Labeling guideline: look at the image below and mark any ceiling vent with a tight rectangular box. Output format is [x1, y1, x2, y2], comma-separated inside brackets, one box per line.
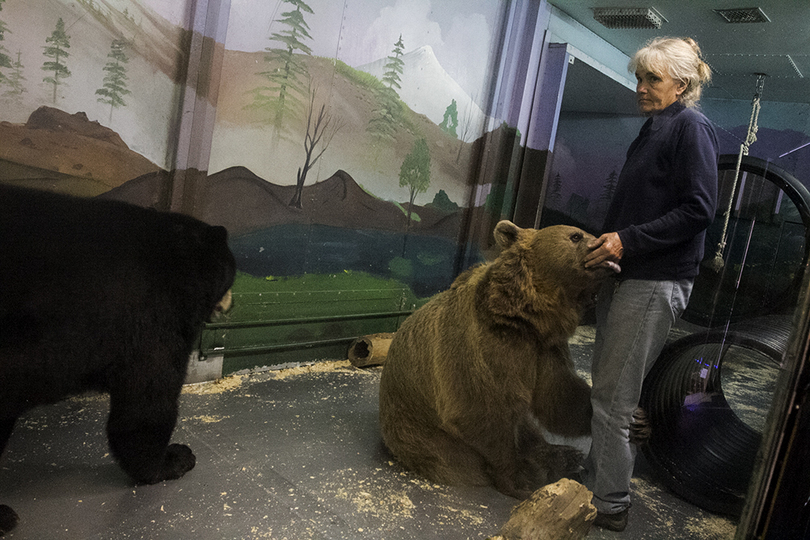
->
[713, 7, 770, 24]
[592, 7, 667, 29]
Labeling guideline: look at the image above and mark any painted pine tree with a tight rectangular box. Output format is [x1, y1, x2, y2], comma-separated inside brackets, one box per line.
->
[95, 40, 130, 123]
[42, 17, 71, 105]
[248, 0, 313, 131]
[0, 0, 13, 83]
[367, 35, 405, 140]
[594, 169, 619, 226]
[439, 99, 459, 138]
[600, 170, 618, 205]
[366, 87, 401, 141]
[381, 35, 405, 91]
[2, 50, 26, 103]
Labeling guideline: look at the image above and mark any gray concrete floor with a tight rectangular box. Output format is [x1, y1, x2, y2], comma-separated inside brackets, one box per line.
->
[0, 327, 739, 539]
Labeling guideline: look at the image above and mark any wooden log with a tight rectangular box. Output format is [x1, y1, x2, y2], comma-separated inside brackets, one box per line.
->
[489, 479, 596, 540]
[347, 332, 395, 367]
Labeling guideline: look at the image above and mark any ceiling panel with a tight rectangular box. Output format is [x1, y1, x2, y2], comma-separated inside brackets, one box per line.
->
[548, 0, 810, 106]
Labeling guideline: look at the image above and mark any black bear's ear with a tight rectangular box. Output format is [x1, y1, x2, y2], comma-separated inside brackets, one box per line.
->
[494, 220, 521, 249]
[207, 225, 229, 244]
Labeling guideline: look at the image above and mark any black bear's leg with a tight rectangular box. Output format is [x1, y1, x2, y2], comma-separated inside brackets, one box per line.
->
[0, 417, 15, 458]
[106, 373, 195, 485]
[0, 418, 20, 535]
[0, 504, 18, 536]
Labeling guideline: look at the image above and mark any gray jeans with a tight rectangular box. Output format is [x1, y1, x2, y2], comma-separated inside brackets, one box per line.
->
[582, 277, 693, 514]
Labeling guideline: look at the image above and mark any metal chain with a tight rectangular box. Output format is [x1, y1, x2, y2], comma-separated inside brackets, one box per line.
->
[710, 74, 767, 272]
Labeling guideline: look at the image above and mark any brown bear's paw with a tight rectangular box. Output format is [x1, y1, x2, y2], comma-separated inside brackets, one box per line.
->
[548, 444, 585, 480]
[629, 407, 651, 446]
[0, 504, 19, 536]
[519, 444, 584, 490]
[492, 476, 534, 500]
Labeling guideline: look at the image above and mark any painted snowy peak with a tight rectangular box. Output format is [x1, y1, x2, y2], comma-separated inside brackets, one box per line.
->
[355, 45, 487, 141]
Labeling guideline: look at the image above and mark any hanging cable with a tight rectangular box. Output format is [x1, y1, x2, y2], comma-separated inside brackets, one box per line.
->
[710, 73, 767, 272]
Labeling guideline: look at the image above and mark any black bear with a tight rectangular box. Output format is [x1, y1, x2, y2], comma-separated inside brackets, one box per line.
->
[0, 185, 236, 535]
[379, 221, 619, 499]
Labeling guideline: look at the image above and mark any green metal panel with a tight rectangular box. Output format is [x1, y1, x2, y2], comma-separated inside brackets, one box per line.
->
[199, 271, 425, 374]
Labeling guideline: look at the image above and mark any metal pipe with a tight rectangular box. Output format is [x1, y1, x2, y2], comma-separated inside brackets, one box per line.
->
[201, 336, 358, 357]
[204, 309, 414, 330]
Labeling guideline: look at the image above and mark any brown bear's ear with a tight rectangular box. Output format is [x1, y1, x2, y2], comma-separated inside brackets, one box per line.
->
[486, 249, 543, 319]
[494, 220, 521, 249]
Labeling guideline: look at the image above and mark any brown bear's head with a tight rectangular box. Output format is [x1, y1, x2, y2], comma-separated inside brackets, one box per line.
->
[488, 221, 619, 322]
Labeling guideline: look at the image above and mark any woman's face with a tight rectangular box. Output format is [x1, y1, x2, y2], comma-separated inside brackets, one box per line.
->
[635, 68, 686, 115]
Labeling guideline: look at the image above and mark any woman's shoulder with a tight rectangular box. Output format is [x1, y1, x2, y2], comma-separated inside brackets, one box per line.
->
[673, 105, 718, 150]
[675, 104, 712, 126]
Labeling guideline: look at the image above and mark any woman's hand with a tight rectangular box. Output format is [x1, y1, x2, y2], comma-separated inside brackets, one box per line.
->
[585, 232, 624, 269]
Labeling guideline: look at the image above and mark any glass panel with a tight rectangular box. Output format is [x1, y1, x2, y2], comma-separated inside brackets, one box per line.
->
[545, 53, 810, 528]
[721, 345, 781, 433]
[686, 165, 807, 326]
[640, 324, 787, 517]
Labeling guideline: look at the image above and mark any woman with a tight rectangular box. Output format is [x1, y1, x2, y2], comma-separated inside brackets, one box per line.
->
[581, 37, 718, 532]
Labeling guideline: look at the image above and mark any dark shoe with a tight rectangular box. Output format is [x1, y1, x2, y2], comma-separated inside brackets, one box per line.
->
[593, 508, 629, 532]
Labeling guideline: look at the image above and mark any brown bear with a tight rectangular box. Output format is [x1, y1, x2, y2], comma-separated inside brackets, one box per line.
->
[378, 221, 619, 499]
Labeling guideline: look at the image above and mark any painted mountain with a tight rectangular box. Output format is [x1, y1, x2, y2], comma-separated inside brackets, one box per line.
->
[3, 0, 496, 209]
[99, 163, 474, 297]
[0, 107, 161, 196]
[355, 45, 488, 142]
[1, 0, 188, 168]
[0, 0, 497, 296]
[102, 165, 464, 239]
[208, 52, 482, 208]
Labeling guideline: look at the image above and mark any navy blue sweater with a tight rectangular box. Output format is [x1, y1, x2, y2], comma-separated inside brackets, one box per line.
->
[604, 101, 719, 280]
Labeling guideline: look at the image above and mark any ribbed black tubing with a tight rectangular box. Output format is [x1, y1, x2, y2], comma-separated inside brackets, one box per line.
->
[640, 316, 791, 516]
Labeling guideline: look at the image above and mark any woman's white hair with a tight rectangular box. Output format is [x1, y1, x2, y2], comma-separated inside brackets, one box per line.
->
[629, 37, 712, 108]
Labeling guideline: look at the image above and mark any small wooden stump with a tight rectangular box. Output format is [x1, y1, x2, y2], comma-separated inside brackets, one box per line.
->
[347, 332, 395, 367]
[489, 479, 596, 540]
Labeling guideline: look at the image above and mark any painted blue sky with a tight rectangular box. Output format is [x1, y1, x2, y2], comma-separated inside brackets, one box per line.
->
[143, 0, 502, 103]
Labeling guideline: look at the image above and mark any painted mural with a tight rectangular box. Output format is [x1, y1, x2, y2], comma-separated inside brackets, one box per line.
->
[196, 0, 515, 370]
[0, 0, 188, 189]
[0, 0, 509, 265]
[0, 0, 515, 369]
[201, 0, 510, 303]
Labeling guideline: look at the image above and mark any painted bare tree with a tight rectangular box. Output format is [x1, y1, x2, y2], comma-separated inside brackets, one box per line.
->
[288, 88, 344, 208]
